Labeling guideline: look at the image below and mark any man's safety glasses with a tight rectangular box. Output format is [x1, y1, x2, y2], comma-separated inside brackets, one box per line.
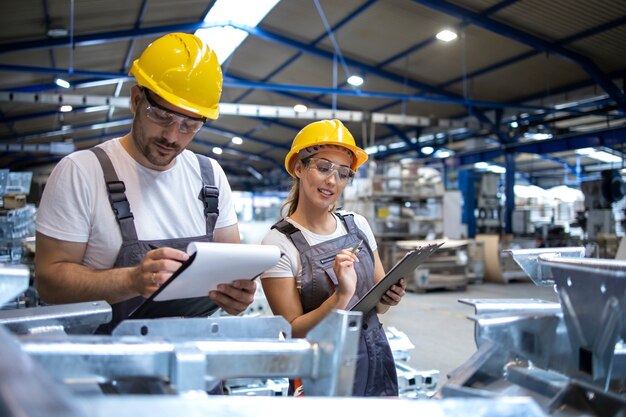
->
[306, 157, 355, 184]
[142, 88, 206, 134]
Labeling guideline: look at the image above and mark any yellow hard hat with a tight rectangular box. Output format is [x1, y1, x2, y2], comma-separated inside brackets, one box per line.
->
[129, 33, 222, 120]
[285, 119, 368, 177]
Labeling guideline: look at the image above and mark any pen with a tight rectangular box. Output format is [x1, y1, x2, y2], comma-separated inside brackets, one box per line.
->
[351, 239, 364, 254]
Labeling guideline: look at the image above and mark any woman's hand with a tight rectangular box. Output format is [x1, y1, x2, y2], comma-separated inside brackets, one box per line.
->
[379, 278, 407, 306]
[333, 248, 359, 301]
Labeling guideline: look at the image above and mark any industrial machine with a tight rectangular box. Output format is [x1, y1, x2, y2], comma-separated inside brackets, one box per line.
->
[4, 254, 626, 416]
[440, 247, 626, 416]
[0, 263, 544, 417]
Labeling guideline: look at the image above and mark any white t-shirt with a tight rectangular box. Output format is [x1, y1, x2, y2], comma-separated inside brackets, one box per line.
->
[260, 211, 377, 285]
[36, 138, 237, 269]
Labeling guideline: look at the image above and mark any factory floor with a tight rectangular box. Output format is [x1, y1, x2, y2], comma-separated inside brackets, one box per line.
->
[378, 278, 560, 390]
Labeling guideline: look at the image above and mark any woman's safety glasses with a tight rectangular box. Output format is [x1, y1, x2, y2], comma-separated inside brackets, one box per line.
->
[306, 157, 355, 184]
[142, 88, 206, 134]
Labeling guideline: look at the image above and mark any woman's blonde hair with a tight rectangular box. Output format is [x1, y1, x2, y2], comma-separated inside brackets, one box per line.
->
[280, 159, 337, 218]
[280, 178, 300, 218]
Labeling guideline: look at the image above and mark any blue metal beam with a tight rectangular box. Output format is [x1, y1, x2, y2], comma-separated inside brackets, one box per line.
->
[448, 125, 626, 167]
[411, 0, 626, 112]
[0, 64, 556, 112]
[231, 23, 469, 101]
[385, 125, 422, 154]
[0, 113, 288, 159]
[0, 64, 130, 80]
[520, 154, 578, 176]
[385, 21, 626, 135]
[222, 77, 550, 111]
[1, 105, 107, 123]
[9, 147, 265, 186]
[232, 0, 377, 104]
[458, 169, 477, 237]
[0, 7, 480, 114]
[0, 19, 499, 129]
[439, 15, 626, 90]
[374, 3, 625, 117]
[504, 153, 515, 233]
[378, 0, 520, 68]
[0, 22, 224, 54]
[5, 122, 281, 170]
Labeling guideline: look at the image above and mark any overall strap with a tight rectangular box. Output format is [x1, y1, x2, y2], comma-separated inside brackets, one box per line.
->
[335, 211, 374, 258]
[90, 147, 138, 242]
[271, 219, 310, 253]
[335, 211, 358, 234]
[195, 154, 219, 236]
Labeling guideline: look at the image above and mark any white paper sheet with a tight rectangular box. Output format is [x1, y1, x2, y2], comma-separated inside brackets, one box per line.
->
[154, 242, 281, 301]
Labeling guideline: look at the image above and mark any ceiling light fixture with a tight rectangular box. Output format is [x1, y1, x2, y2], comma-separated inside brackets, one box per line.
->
[364, 145, 378, 155]
[195, 0, 281, 64]
[576, 148, 622, 163]
[433, 148, 453, 158]
[293, 104, 308, 113]
[523, 132, 552, 140]
[54, 78, 71, 89]
[421, 146, 434, 155]
[212, 147, 223, 155]
[488, 165, 506, 174]
[59, 105, 73, 112]
[436, 29, 458, 42]
[347, 75, 364, 87]
[47, 27, 69, 38]
[231, 136, 243, 145]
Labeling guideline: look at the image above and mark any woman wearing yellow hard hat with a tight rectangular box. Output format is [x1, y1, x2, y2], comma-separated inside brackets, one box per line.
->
[260, 119, 406, 397]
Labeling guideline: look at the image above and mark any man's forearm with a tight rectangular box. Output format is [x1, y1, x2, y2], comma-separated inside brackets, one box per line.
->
[36, 262, 139, 305]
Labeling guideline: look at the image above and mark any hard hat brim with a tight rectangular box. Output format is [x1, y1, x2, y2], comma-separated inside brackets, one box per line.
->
[285, 142, 368, 177]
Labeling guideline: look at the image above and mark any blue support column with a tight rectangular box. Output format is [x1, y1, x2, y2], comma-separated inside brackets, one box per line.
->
[459, 169, 476, 238]
[504, 153, 516, 234]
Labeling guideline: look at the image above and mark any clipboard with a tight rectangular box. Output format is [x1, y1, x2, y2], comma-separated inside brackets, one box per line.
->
[350, 242, 444, 314]
[127, 242, 282, 321]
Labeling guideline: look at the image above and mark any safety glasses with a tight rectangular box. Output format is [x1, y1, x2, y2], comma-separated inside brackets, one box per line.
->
[142, 88, 206, 134]
[306, 157, 355, 184]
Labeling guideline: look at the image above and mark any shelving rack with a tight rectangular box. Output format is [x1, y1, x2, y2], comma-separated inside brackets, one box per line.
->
[343, 162, 445, 271]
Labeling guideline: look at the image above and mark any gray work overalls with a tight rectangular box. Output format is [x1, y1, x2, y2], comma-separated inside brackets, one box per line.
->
[273, 213, 398, 396]
[90, 147, 219, 334]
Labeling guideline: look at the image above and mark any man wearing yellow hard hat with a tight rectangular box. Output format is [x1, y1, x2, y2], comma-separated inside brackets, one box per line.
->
[35, 33, 256, 334]
[260, 119, 407, 396]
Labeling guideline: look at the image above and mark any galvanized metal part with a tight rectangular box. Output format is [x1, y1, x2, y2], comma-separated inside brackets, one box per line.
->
[19, 311, 361, 396]
[442, 251, 626, 416]
[74, 396, 548, 417]
[0, 264, 29, 307]
[0, 325, 88, 417]
[538, 255, 626, 388]
[113, 315, 291, 339]
[0, 301, 112, 335]
[503, 247, 586, 286]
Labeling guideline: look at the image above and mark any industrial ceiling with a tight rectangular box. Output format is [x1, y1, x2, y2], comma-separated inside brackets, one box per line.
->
[1, 0, 625, 191]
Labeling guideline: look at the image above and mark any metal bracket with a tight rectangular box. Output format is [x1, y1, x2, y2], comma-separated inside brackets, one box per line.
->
[0, 264, 29, 307]
[0, 301, 112, 335]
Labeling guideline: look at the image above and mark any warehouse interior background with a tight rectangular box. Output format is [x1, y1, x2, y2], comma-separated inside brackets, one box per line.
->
[1, 0, 626, 414]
